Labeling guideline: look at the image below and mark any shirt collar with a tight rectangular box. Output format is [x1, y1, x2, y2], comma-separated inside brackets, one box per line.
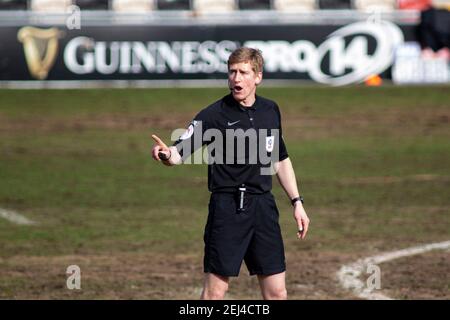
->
[228, 94, 257, 112]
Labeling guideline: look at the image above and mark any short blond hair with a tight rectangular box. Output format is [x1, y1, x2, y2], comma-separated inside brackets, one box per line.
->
[228, 47, 264, 74]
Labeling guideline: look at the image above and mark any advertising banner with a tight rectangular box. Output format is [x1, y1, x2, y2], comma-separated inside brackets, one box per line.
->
[0, 22, 422, 85]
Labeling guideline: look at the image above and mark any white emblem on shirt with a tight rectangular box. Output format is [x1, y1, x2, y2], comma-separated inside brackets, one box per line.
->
[179, 123, 194, 140]
[266, 136, 275, 152]
[227, 120, 240, 126]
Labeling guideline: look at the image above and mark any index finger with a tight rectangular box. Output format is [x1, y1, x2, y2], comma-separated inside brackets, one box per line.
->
[151, 134, 168, 148]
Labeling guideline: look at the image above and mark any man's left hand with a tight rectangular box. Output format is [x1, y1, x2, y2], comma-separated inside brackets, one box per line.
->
[293, 203, 309, 240]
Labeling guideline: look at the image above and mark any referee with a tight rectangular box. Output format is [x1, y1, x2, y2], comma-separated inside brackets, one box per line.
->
[151, 47, 310, 300]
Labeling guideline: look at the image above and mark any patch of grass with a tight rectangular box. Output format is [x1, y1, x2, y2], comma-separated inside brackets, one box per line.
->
[0, 86, 449, 298]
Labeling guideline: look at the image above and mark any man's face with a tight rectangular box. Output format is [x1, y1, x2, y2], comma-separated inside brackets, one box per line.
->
[228, 61, 262, 106]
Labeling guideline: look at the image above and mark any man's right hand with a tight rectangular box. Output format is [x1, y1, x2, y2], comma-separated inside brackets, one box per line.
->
[151, 134, 171, 164]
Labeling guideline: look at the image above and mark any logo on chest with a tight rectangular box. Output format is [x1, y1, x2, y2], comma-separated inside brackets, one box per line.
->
[227, 120, 240, 126]
[266, 136, 275, 152]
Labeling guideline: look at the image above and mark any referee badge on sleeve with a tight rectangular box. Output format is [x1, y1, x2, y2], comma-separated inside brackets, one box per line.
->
[265, 136, 275, 152]
[180, 123, 194, 140]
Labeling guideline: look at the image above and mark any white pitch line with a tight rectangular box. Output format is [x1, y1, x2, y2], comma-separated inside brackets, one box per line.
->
[0, 208, 36, 225]
[337, 240, 450, 300]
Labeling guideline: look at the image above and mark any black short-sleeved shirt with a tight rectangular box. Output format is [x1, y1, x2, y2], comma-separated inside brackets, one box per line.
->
[173, 94, 289, 194]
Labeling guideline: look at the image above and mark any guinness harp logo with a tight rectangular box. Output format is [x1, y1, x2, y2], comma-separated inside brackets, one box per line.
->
[17, 27, 62, 80]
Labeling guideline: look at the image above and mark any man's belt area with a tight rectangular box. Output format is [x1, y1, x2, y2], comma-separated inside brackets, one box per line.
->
[212, 184, 269, 213]
[238, 184, 246, 212]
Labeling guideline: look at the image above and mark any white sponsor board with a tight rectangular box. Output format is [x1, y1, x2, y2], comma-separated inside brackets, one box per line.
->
[392, 42, 450, 84]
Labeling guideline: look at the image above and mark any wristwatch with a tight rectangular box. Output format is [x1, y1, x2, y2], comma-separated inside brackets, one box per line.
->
[291, 196, 304, 206]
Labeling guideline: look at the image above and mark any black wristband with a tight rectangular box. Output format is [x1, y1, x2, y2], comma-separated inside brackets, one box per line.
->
[291, 196, 304, 206]
[158, 149, 171, 161]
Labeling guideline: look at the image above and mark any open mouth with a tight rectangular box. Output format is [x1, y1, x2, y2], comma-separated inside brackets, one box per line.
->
[233, 85, 243, 93]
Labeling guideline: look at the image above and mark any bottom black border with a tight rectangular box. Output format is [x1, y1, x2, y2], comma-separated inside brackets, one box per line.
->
[1, 300, 447, 319]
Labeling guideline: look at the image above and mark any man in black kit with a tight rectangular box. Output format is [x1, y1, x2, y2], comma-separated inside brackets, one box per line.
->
[152, 47, 310, 300]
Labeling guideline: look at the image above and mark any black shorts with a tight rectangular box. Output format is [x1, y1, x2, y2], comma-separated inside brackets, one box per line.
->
[203, 192, 286, 277]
